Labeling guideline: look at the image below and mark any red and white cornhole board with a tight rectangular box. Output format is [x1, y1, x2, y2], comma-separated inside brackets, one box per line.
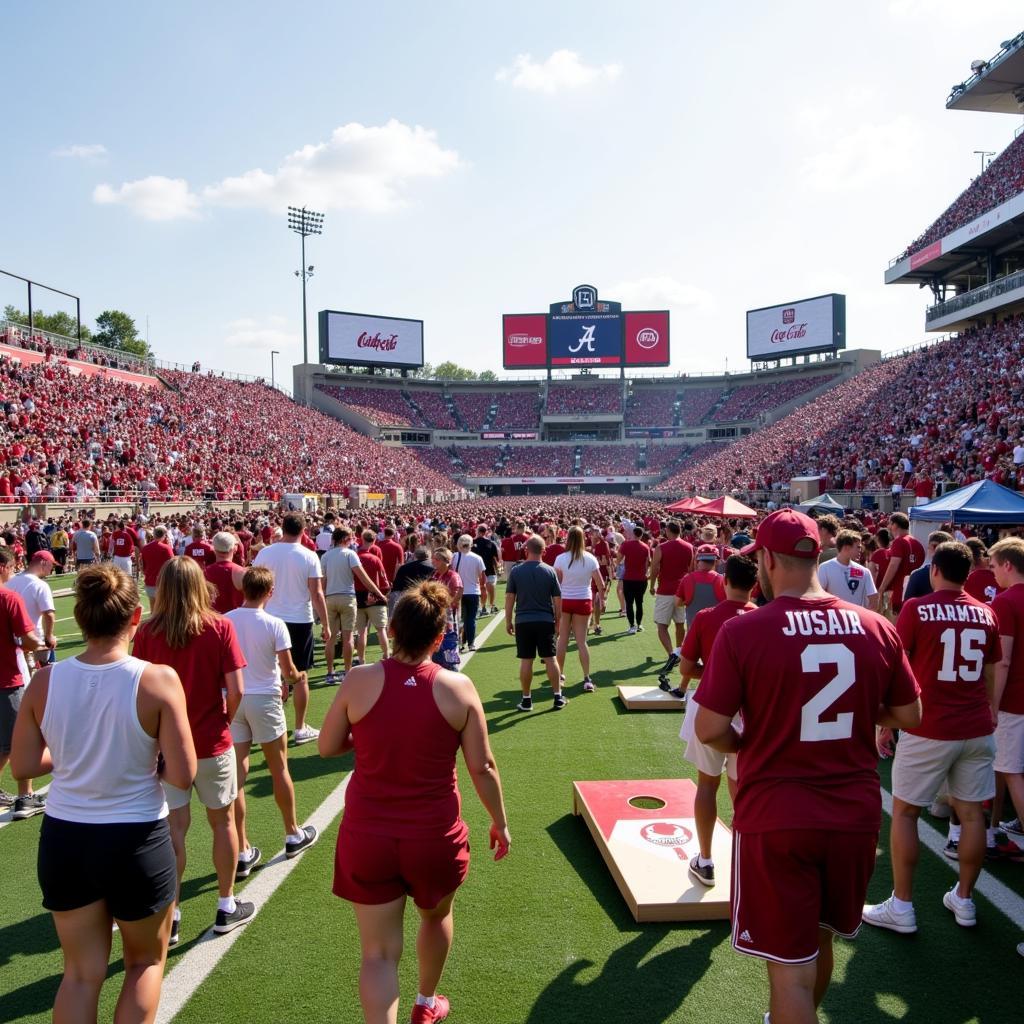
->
[616, 685, 686, 710]
[572, 778, 732, 922]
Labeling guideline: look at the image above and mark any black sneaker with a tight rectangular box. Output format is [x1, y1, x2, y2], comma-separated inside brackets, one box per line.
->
[943, 838, 959, 861]
[213, 899, 255, 934]
[1000, 817, 1024, 837]
[236, 846, 262, 879]
[664, 652, 681, 672]
[553, 693, 568, 710]
[670, 687, 687, 701]
[593, 626, 602, 636]
[169, 916, 181, 947]
[658, 676, 673, 692]
[515, 698, 533, 712]
[688, 855, 715, 887]
[0, 788, 15, 808]
[11, 793, 46, 820]
[285, 825, 319, 859]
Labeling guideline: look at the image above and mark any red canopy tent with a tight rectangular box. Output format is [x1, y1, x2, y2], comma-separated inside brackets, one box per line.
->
[691, 495, 758, 519]
[665, 496, 710, 512]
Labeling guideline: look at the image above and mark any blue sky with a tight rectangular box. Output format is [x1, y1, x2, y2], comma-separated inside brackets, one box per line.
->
[3, 0, 1022, 379]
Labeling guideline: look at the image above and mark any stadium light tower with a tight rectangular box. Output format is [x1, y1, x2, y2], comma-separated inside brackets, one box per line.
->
[271, 349, 280, 390]
[287, 206, 324, 364]
[974, 149, 995, 174]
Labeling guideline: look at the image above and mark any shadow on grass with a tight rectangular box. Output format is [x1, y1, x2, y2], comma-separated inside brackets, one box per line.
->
[0, 911, 60, 967]
[0, 971, 63, 1021]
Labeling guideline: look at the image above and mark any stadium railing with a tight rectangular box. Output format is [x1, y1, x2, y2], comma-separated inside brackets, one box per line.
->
[926, 268, 1024, 323]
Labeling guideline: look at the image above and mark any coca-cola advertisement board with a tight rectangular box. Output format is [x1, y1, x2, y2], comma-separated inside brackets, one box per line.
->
[745, 293, 845, 360]
[319, 310, 424, 369]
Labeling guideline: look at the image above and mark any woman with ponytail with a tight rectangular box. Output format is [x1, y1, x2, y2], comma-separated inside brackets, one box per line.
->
[320, 579, 510, 1024]
[553, 525, 605, 692]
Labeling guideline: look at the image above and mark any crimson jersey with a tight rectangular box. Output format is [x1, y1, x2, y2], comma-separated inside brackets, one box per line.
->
[964, 567, 1001, 604]
[541, 542, 565, 567]
[992, 583, 1024, 714]
[509, 532, 530, 561]
[681, 599, 755, 666]
[896, 591, 1000, 740]
[109, 529, 135, 558]
[619, 539, 651, 581]
[695, 594, 919, 834]
[887, 535, 925, 606]
[184, 541, 216, 566]
[655, 538, 694, 596]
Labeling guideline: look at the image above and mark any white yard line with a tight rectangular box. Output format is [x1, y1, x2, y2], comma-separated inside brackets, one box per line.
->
[155, 608, 507, 1023]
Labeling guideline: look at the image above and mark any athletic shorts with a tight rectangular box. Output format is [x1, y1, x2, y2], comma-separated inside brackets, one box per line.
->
[231, 694, 287, 745]
[653, 594, 686, 626]
[485, 574, 497, 587]
[326, 594, 357, 635]
[515, 620, 556, 660]
[285, 621, 315, 671]
[892, 732, 995, 806]
[356, 605, 388, 635]
[163, 751, 237, 810]
[561, 599, 593, 617]
[0, 686, 23, 755]
[38, 815, 176, 920]
[334, 820, 470, 909]
[994, 711, 1024, 774]
[731, 828, 877, 964]
[113, 555, 133, 574]
[680, 699, 737, 780]
[144, 585, 157, 603]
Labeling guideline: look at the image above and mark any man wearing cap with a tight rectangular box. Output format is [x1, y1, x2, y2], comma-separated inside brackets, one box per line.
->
[7, 551, 57, 673]
[694, 509, 922, 1024]
[675, 545, 726, 629]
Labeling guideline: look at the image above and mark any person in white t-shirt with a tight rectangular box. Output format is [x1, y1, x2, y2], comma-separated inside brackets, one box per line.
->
[1014, 440, 1024, 468]
[226, 566, 318, 877]
[817, 530, 879, 610]
[7, 551, 58, 673]
[553, 526, 605, 692]
[453, 535, 487, 652]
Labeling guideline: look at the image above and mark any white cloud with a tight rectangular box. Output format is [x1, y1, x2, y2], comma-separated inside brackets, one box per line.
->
[92, 120, 459, 221]
[608, 275, 714, 314]
[223, 316, 299, 352]
[54, 143, 107, 159]
[799, 116, 921, 193]
[93, 176, 201, 221]
[496, 50, 622, 94]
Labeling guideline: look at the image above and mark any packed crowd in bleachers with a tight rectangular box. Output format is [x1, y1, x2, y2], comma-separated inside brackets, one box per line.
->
[497, 444, 576, 477]
[407, 389, 457, 430]
[665, 316, 1024, 497]
[676, 386, 728, 427]
[492, 389, 541, 428]
[711, 373, 840, 422]
[899, 131, 1024, 259]
[315, 384, 413, 427]
[579, 444, 641, 476]
[546, 382, 622, 415]
[1, 323, 155, 375]
[624, 386, 678, 427]
[450, 391, 493, 430]
[644, 443, 693, 475]
[451, 446, 503, 474]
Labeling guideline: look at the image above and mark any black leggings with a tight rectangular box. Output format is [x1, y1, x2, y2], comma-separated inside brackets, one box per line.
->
[622, 580, 647, 627]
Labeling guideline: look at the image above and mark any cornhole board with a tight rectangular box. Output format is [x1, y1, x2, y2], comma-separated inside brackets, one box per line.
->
[616, 685, 686, 710]
[572, 778, 732, 922]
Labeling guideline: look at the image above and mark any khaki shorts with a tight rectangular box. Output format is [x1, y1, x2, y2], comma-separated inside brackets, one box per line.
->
[994, 711, 1024, 774]
[679, 698, 737, 780]
[326, 594, 357, 635]
[163, 751, 237, 810]
[892, 732, 995, 807]
[231, 693, 287, 746]
[653, 594, 686, 626]
[357, 604, 388, 634]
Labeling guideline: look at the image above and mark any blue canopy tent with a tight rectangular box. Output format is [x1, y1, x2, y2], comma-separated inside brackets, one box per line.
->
[909, 480, 1024, 525]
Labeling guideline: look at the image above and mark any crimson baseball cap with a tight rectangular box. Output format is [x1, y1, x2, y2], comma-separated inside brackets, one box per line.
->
[30, 551, 56, 564]
[740, 509, 821, 560]
[695, 544, 718, 561]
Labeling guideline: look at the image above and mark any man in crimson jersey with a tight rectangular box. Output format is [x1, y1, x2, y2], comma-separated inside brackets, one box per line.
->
[650, 520, 694, 663]
[695, 509, 921, 1024]
[184, 525, 216, 567]
[108, 520, 137, 576]
[140, 525, 175, 602]
[877, 513, 925, 616]
[865, 543, 1002, 936]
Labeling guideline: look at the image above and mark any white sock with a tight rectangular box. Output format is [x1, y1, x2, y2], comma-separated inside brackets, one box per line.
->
[948, 824, 961, 842]
[217, 896, 236, 914]
[986, 827, 996, 847]
[239, 846, 256, 862]
[697, 855, 714, 868]
[891, 895, 913, 914]
[173, 907, 181, 923]
[415, 994, 436, 1008]
[286, 829, 305, 844]
[672, 647, 681, 657]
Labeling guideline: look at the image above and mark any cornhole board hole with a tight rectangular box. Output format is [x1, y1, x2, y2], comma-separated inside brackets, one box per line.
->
[572, 778, 732, 922]
[616, 685, 686, 710]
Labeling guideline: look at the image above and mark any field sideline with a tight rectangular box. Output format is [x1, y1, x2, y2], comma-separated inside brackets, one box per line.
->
[1, 584, 1021, 1024]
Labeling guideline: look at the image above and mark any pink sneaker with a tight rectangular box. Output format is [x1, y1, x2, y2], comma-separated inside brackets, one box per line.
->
[410, 995, 450, 1023]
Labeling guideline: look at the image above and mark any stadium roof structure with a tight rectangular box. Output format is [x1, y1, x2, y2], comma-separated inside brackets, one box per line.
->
[909, 479, 1024, 525]
[947, 32, 1024, 113]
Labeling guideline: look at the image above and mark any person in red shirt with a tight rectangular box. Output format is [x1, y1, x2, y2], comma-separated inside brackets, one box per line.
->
[540, 526, 565, 567]
[674, 554, 758, 887]
[319, 580, 510, 1024]
[133, 556, 250, 942]
[184, 526, 216, 567]
[989, 538, 1024, 848]
[587, 526, 612, 636]
[618, 527, 651, 634]
[868, 528, 892, 612]
[379, 526, 405, 584]
[963, 538, 1001, 604]
[503, 522, 530, 571]
[866, 542, 1002, 937]
[674, 546, 726, 629]
[358, 529, 384, 562]
[355, 543, 392, 665]
[108, 522, 137, 574]
[140, 525, 175, 602]
[204, 533, 246, 614]
[650, 520, 694, 665]
[695, 509, 921, 1023]
[878, 513, 926, 616]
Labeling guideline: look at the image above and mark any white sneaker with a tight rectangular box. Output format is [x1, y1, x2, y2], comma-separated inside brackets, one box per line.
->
[862, 895, 917, 934]
[627, 626, 638, 635]
[942, 886, 977, 928]
[293, 725, 320, 745]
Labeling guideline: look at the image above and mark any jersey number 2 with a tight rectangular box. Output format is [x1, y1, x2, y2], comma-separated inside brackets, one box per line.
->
[800, 644, 855, 742]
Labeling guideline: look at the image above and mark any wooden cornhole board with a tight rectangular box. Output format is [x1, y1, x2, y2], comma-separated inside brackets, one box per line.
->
[572, 778, 732, 922]
[616, 685, 686, 710]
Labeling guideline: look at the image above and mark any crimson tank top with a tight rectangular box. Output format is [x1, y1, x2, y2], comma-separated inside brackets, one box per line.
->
[343, 658, 465, 839]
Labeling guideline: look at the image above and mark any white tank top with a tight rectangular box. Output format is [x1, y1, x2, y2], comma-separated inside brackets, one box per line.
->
[41, 655, 168, 824]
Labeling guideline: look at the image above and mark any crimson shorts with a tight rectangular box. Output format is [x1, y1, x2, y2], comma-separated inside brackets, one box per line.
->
[561, 599, 593, 617]
[334, 820, 470, 909]
[731, 828, 877, 963]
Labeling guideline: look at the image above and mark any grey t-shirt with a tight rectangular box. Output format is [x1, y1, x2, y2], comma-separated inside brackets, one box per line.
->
[507, 560, 561, 624]
[322, 545, 361, 596]
[73, 529, 98, 559]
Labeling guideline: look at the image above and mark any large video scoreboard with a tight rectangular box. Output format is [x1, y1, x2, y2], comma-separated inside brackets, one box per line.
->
[503, 285, 669, 370]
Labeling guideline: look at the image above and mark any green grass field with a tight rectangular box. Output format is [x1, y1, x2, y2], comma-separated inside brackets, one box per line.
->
[1, 584, 1021, 1023]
